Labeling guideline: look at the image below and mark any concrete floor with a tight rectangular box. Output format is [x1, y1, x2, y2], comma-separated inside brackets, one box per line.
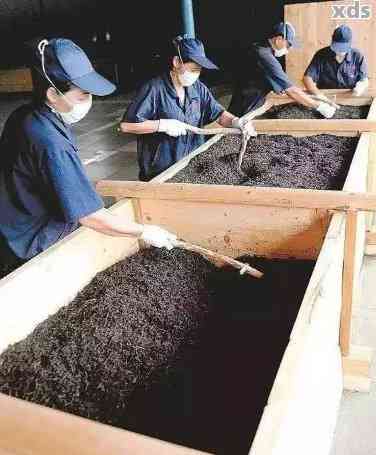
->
[1, 92, 375, 455]
[330, 255, 376, 455]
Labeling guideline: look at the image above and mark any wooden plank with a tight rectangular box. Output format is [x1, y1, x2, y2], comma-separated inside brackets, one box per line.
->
[343, 345, 373, 392]
[366, 133, 376, 228]
[252, 119, 376, 133]
[138, 199, 329, 260]
[96, 181, 376, 212]
[290, 213, 345, 340]
[341, 210, 358, 357]
[285, 1, 376, 92]
[366, 227, 376, 244]
[267, 89, 375, 102]
[0, 394, 209, 455]
[366, 98, 376, 120]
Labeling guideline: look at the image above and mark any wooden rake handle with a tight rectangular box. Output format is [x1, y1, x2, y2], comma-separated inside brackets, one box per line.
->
[309, 94, 341, 110]
[174, 240, 263, 279]
[184, 125, 241, 136]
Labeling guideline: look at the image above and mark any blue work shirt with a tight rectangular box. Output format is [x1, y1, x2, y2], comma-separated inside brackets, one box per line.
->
[124, 73, 225, 181]
[304, 47, 368, 89]
[229, 40, 294, 117]
[0, 103, 103, 260]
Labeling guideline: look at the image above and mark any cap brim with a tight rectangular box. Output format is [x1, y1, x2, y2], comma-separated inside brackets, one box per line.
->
[190, 54, 219, 70]
[330, 42, 351, 53]
[71, 70, 116, 96]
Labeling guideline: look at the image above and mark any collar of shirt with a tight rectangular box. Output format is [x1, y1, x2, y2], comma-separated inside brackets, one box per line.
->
[162, 72, 200, 105]
[37, 103, 77, 148]
[331, 48, 353, 63]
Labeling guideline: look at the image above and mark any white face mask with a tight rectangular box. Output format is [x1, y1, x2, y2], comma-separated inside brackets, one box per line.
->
[335, 53, 346, 63]
[59, 95, 92, 124]
[38, 39, 93, 124]
[174, 43, 200, 87]
[178, 69, 200, 87]
[274, 47, 289, 58]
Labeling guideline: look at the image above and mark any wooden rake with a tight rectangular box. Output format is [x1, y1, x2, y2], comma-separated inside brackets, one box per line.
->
[173, 240, 263, 279]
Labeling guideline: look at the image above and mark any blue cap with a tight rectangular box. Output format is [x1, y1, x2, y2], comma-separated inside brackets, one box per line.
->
[173, 36, 219, 70]
[37, 38, 116, 96]
[271, 22, 300, 48]
[331, 25, 352, 53]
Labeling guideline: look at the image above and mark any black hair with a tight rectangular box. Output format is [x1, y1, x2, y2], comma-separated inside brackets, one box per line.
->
[30, 67, 72, 104]
[269, 33, 283, 39]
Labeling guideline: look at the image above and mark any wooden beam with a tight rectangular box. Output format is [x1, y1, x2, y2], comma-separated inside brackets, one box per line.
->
[267, 90, 374, 106]
[343, 345, 373, 393]
[252, 119, 376, 133]
[0, 393, 208, 455]
[366, 133, 376, 230]
[96, 181, 376, 212]
[340, 210, 358, 357]
[366, 98, 376, 121]
[366, 229, 376, 245]
[365, 226, 376, 255]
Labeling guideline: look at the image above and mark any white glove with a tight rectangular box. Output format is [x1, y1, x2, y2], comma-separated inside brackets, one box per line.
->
[141, 225, 177, 250]
[158, 119, 187, 137]
[316, 102, 336, 119]
[353, 79, 369, 97]
[231, 117, 257, 140]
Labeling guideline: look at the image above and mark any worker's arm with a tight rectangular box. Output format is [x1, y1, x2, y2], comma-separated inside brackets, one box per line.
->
[303, 75, 322, 97]
[120, 119, 187, 137]
[79, 208, 144, 237]
[119, 120, 159, 135]
[120, 81, 166, 135]
[284, 86, 319, 108]
[255, 51, 319, 110]
[79, 208, 177, 249]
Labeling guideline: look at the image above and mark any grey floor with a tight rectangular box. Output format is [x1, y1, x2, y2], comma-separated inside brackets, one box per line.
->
[330, 256, 376, 455]
[1, 92, 374, 455]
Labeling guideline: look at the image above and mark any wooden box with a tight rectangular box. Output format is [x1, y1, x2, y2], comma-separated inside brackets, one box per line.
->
[0, 112, 372, 453]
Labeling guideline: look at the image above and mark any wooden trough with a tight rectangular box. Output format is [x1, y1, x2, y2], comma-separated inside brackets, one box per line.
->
[0, 91, 375, 454]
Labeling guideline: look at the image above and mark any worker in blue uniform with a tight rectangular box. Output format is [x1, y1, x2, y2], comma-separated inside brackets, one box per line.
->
[303, 25, 369, 99]
[0, 38, 177, 274]
[120, 36, 257, 181]
[228, 22, 336, 119]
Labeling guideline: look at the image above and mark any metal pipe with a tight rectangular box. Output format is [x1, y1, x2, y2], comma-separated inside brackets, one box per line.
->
[180, 0, 196, 38]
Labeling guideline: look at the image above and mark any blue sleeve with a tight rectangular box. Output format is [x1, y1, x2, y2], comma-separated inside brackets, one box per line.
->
[123, 81, 157, 123]
[304, 52, 321, 82]
[256, 50, 294, 94]
[42, 144, 103, 222]
[358, 54, 368, 82]
[199, 83, 225, 124]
